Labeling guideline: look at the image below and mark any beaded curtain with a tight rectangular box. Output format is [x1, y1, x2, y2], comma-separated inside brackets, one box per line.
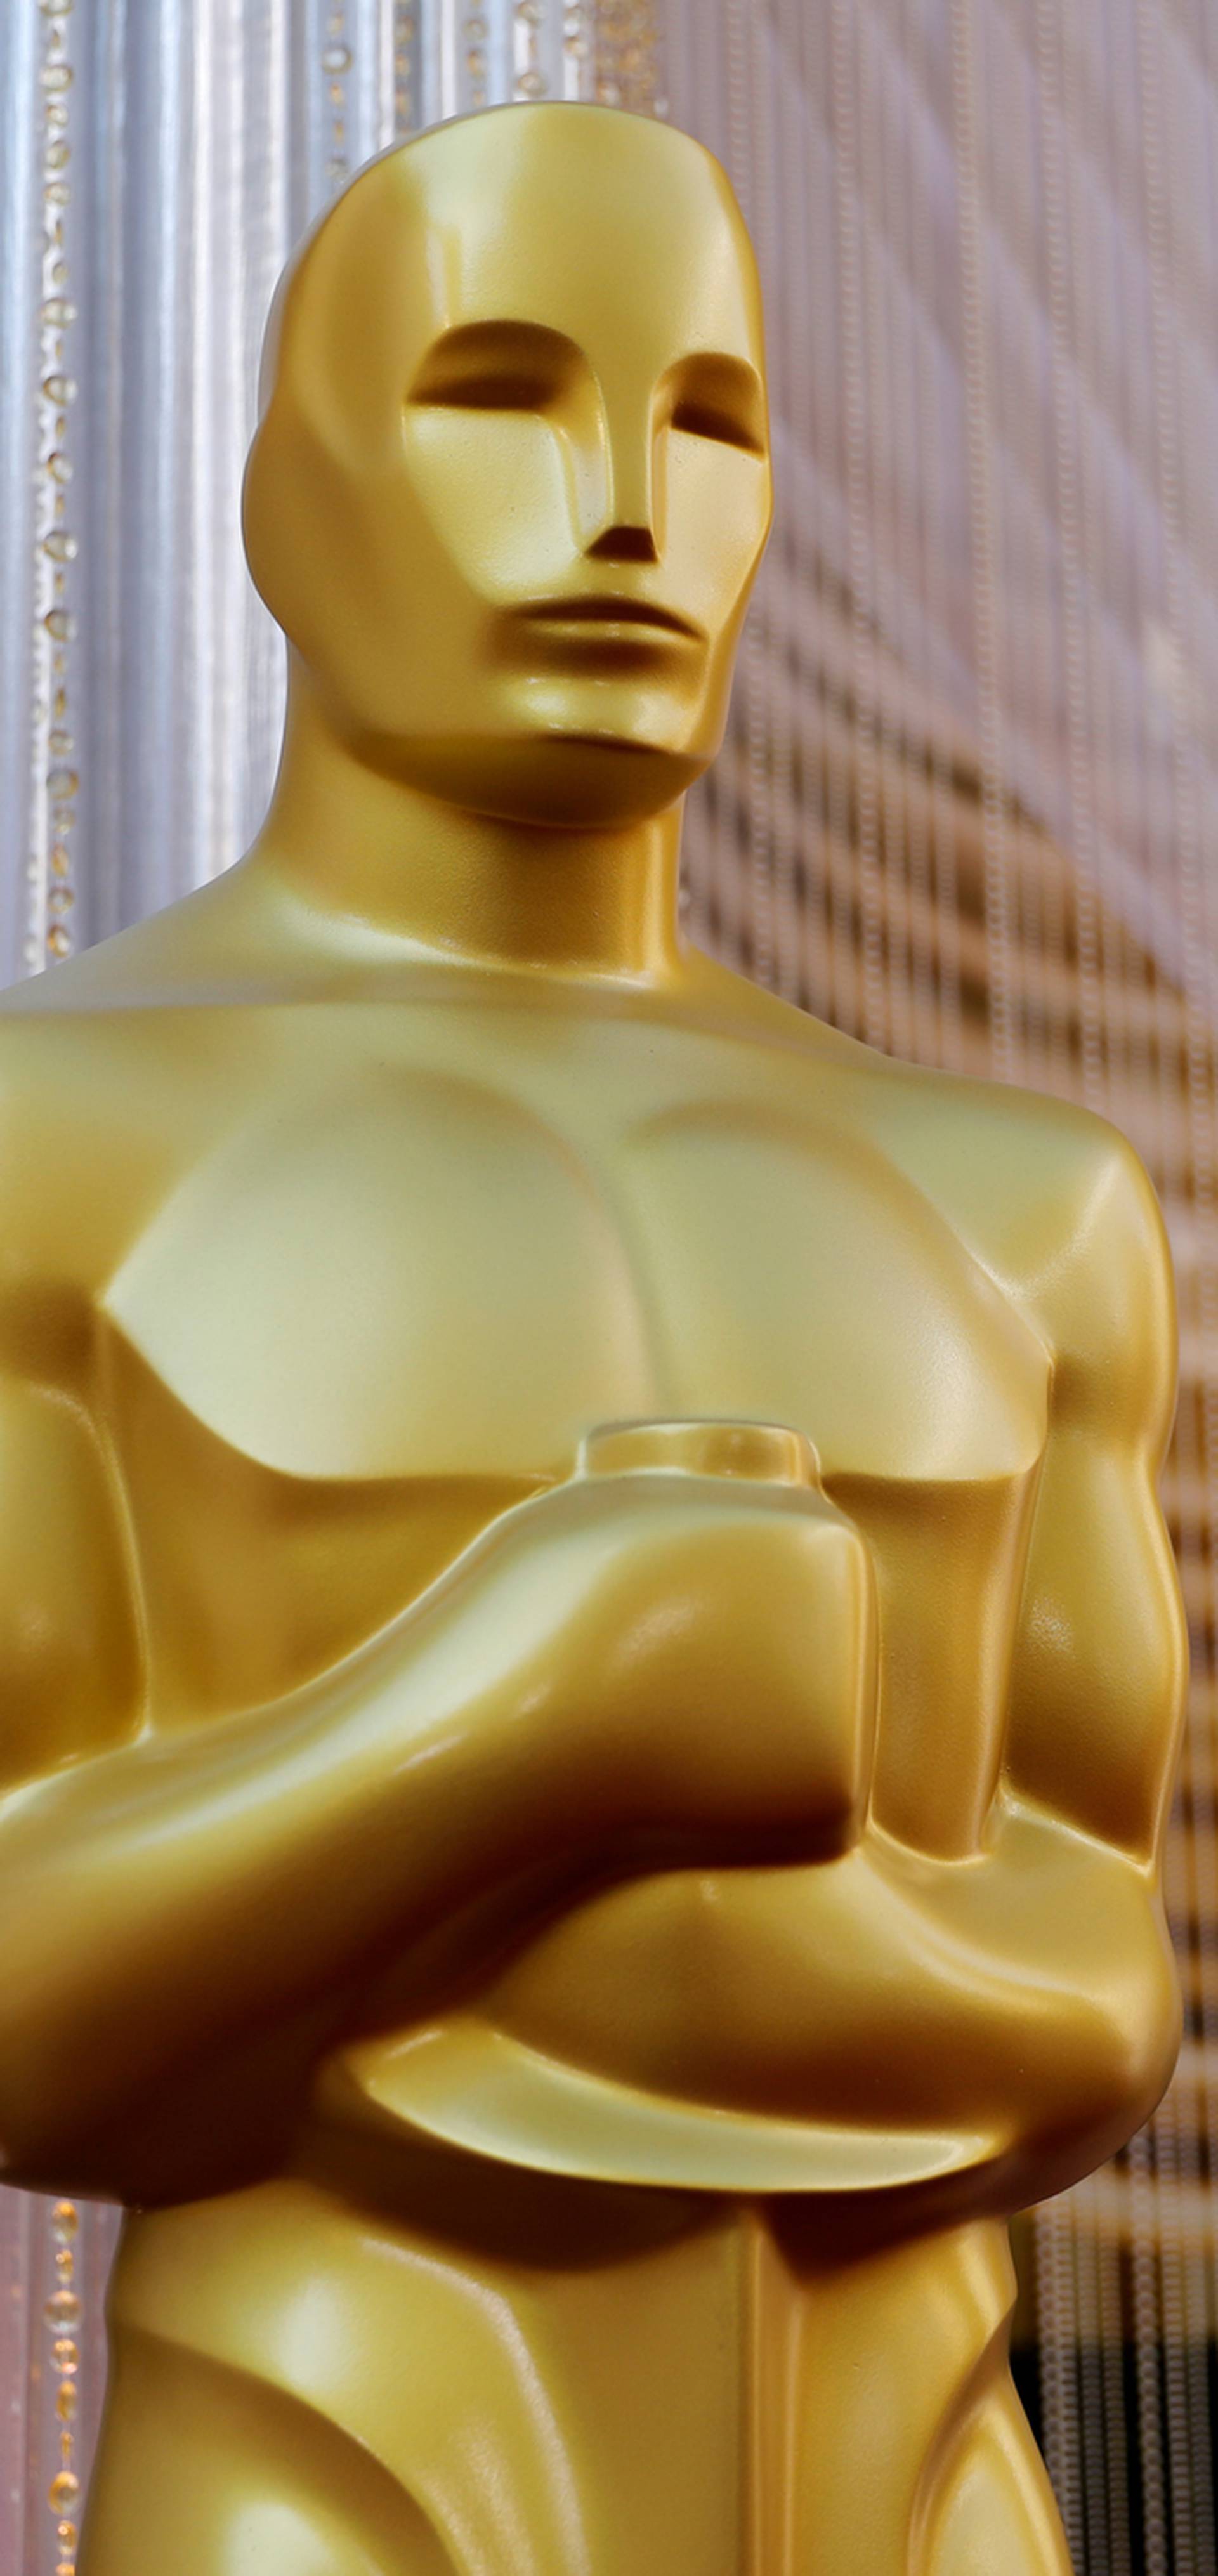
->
[674, 8, 1218, 2570]
[0, 3, 1215, 2569]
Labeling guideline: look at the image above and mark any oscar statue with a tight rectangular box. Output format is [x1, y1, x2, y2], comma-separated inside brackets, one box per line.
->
[0, 102, 1184, 2573]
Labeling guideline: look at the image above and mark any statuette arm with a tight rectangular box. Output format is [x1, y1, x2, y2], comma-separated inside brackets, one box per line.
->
[1000, 1126, 1186, 1860]
[0, 1462, 868, 2202]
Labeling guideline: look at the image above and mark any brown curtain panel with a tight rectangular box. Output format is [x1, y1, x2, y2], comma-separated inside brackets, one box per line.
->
[665, 0, 1218, 2566]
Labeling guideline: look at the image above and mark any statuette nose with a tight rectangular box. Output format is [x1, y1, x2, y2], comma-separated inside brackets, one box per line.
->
[587, 520, 660, 565]
[575, 1418, 821, 1487]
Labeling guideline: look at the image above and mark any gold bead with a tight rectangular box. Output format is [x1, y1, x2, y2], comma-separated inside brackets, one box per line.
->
[48, 2471, 79, 2515]
[44, 2290, 79, 2325]
[52, 2336, 78, 2373]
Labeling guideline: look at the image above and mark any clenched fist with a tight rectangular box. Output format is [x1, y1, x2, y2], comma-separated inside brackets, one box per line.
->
[457, 1416, 879, 1871]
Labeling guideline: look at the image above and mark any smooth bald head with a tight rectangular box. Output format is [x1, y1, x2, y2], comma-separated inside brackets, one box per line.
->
[244, 105, 771, 830]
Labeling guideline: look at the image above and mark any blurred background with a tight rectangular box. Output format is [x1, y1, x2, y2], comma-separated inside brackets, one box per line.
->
[1, 1, 1217, 2567]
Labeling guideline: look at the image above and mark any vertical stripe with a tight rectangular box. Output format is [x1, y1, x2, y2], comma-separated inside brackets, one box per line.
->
[950, 0, 1017, 1085]
[832, 0, 886, 1045]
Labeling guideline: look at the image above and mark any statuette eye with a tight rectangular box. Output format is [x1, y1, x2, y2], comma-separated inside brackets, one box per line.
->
[663, 350, 766, 455]
[408, 319, 582, 416]
[669, 398, 763, 452]
[428, 372, 556, 411]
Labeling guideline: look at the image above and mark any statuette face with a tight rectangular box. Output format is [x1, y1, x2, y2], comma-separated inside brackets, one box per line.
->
[244, 104, 773, 827]
[0, 104, 1184, 2576]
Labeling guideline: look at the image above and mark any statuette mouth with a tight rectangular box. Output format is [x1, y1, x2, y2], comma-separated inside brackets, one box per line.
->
[514, 594, 702, 641]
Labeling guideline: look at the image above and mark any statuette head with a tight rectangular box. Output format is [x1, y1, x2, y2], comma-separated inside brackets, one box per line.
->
[244, 103, 772, 829]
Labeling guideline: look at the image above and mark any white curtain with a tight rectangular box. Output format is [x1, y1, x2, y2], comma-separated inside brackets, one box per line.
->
[0, 10, 662, 2565]
[0, 0, 665, 986]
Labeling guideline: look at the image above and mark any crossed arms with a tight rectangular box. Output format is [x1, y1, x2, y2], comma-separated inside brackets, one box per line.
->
[0, 1115, 1186, 2209]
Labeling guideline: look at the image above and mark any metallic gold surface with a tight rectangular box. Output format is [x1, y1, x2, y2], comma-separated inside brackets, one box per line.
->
[0, 104, 1186, 2572]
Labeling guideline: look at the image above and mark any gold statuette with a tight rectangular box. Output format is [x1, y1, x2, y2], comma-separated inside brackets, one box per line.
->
[0, 105, 1184, 2574]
